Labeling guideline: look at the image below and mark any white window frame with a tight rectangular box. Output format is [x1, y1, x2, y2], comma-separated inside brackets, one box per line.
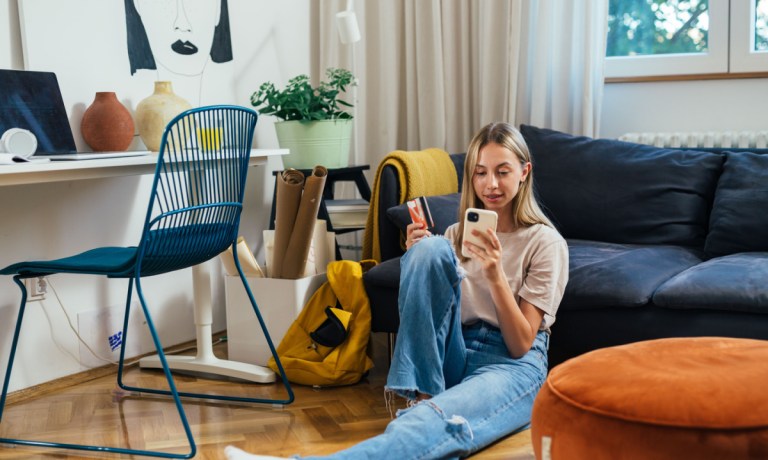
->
[730, 0, 768, 72]
[605, 0, 766, 78]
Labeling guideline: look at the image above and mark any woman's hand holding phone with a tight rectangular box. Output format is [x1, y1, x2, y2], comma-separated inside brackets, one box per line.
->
[462, 208, 505, 279]
[461, 208, 498, 258]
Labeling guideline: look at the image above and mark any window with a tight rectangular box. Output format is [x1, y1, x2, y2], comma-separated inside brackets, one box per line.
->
[730, 0, 768, 71]
[605, 0, 768, 78]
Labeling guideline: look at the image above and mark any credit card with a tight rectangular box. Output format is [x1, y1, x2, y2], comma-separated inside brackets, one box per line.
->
[407, 196, 434, 228]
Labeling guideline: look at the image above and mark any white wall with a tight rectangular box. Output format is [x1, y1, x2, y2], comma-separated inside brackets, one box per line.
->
[0, 0, 310, 392]
[0, 0, 23, 69]
[600, 78, 768, 139]
[3, 0, 766, 393]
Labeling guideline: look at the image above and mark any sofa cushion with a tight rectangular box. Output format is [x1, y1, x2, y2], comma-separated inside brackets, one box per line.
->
[520, 125, 724, 247]
[386, 192, 461, 234]
[362, 257, 402, 332]
[704, 151, 768, 258]
[653, 253, 768, 314]
[563, 239, 704, 310]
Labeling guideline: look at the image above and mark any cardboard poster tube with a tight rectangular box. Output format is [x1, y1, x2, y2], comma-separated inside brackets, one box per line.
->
[281, 166, 328, 279]
[271, 169, 305, 278]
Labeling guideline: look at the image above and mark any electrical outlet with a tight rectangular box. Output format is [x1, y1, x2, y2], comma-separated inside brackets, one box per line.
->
[77, 303, 152, 367]
[24, 276, 47, 301]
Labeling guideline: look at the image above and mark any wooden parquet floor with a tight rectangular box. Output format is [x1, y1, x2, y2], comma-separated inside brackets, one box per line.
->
[0, 333, 535, 460]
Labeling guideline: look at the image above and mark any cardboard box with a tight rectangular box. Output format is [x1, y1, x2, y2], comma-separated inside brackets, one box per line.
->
[224, 273, 326, 366]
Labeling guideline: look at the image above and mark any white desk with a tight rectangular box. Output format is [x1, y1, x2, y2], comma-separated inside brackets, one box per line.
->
[0, 149, 288, 383]
[0, 153, 164, 186]
[0, 150, 279, 185]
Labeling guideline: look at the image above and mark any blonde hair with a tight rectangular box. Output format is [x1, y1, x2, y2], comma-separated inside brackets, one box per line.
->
[455, 122, 554, 260]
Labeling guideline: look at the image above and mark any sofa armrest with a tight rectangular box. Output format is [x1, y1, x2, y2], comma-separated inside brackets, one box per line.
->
[374, 153, 466, 262]
[376, 165, 406, 261]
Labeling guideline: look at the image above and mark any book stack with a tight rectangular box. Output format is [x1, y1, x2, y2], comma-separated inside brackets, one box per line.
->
[325, 198, 369, 230]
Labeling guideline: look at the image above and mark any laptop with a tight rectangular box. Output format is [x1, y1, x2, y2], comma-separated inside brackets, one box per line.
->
[0, 69, 150, 161]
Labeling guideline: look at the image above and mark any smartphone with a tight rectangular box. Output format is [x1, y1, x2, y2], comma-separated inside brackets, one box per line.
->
[407, 196, 434, 229]
[461, 208, 498, 258]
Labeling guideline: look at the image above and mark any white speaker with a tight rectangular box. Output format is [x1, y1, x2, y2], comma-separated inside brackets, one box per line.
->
[0, 128, 37, 157]
[336, 10, 361, 44]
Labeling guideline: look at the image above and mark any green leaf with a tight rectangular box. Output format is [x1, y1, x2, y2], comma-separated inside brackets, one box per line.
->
[250, 67, 356, 121]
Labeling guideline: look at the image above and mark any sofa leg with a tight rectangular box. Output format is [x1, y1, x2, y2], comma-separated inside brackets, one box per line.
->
[387, 333, 396, 363]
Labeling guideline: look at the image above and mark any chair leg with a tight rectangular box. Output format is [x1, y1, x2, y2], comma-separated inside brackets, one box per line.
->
[118, 265, 295, 406]
[116, 276, 135, 389]
[1, 276, 194, 458]
[236, 265, 295, 405]
[0, 276, 29, 422]
[117, 277, 196, 457]
[388, 333, 397, 364]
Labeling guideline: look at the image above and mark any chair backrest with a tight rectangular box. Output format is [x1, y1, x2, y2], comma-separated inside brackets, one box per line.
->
[133, 105, 258, 277]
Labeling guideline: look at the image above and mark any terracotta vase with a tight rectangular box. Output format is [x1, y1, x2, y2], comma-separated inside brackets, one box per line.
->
[80, 92, 135, 152]
[134, 81, 192, 152]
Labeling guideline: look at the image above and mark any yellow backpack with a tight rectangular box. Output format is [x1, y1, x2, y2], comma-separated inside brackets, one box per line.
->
[267, 259, 376, 386]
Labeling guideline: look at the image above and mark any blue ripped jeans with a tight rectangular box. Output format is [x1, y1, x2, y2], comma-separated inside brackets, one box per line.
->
[304, 236, 549, 460]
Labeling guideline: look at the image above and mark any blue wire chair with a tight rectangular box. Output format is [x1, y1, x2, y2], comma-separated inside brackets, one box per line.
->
[0, 105, 294, 458]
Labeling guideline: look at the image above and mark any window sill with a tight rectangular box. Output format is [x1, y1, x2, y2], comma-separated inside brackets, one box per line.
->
[605, 72, 768, 84]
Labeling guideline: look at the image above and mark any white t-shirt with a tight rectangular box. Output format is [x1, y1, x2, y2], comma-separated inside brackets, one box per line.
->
[444, 222, 569, 332]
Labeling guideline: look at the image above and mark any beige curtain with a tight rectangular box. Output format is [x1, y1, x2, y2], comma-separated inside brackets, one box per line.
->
[313, 0, 608, 169]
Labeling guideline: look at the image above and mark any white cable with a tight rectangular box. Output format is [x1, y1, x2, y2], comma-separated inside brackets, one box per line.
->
[45, 277, 121, 366]
[37, 294, 82, 364]
[43, 277, 224, 368]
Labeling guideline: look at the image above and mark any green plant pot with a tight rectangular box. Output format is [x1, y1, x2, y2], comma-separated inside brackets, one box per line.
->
[275, 119, 353, 169]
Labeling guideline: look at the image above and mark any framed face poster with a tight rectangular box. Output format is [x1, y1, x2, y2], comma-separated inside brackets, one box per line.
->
[127, 0, 230, 71]
[19, 0, 237, 149]
[124, 0, 233, 83]
[19, 0, 308, 151]
[21, 0, 240, 103]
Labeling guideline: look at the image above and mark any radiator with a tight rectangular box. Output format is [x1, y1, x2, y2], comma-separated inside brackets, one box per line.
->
[619, 131, 768, 149]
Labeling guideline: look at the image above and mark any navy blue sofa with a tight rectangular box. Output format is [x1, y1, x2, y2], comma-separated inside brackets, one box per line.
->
[362, 124, 768, 368]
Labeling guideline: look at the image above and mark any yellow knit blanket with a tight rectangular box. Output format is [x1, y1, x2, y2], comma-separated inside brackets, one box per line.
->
[363, 148, 458, 262]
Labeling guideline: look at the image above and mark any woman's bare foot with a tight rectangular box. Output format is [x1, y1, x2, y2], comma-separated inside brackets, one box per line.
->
[224, 445, 289, 460]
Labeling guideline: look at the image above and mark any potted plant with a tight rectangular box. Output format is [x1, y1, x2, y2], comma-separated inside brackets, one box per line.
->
[251, 68, 356, 169]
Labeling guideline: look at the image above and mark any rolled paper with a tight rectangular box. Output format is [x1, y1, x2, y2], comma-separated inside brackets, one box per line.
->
[263, 230, 275, 277]
[271, 169, 305, 278]
[311, 219, 335, 275]
[220, 236, 264, 277]
[237, 236, 264, 277]
[220, 244, 239, 277]
[325, 232, 336, 272]
[281, 165, 328, 279]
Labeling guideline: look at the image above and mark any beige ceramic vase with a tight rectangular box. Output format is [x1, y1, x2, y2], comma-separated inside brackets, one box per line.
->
[80, 92, 135, 151]
[134, 81, 192, 151]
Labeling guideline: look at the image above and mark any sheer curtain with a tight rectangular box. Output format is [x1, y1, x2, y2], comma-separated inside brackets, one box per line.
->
[314, 0, 608, 168]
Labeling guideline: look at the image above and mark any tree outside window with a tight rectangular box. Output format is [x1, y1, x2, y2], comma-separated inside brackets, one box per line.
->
[606, 0, 768, 77]
[606, 0, 709, 57]
[756, 0, 768, 51]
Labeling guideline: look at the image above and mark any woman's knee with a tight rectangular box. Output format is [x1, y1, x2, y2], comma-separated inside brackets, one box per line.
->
[401, 236, 459, 276]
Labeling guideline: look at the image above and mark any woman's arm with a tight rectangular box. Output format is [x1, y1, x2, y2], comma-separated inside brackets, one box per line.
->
[489, 277, 544, 358]
[463, 227, 543, 357]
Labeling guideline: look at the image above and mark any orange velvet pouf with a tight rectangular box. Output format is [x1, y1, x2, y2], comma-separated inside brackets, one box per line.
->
[531, 337, 768, 460]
